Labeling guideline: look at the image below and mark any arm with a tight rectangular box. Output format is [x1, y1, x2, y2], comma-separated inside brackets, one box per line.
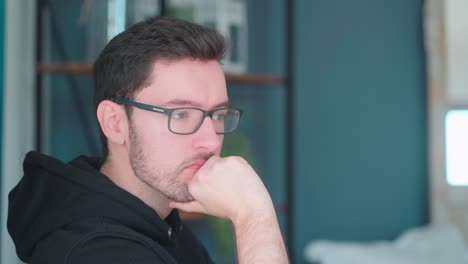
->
[170, 156, 289, 263]
[231, 202, 288, 263]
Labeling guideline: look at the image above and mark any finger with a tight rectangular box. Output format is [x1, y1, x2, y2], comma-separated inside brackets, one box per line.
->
[202, 155, 221, 168]
[169, 200, 205, 214]
[231, 155, 247, 164]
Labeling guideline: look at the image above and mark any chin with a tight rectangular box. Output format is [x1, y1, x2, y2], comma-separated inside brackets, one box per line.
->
[169, 191, 193, 203]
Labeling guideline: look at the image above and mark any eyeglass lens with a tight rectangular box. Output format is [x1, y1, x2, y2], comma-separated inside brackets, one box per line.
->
[169, 108, 240, 134]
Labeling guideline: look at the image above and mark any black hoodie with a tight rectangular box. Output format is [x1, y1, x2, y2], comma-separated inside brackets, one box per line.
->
[7, 151, 213, 264]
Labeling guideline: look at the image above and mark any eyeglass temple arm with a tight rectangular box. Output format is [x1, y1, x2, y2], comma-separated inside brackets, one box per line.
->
[111, 97, 168, 114]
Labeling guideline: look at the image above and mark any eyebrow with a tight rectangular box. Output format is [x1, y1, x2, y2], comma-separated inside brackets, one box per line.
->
[162, 99, 230, 109]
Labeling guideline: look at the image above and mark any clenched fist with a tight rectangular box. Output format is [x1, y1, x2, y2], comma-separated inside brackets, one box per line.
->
[170, 156, 275, 224]
[170, 155, 289, 263]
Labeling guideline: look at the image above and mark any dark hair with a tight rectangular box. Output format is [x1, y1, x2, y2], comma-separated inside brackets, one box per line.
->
[93, 16, 226, 157]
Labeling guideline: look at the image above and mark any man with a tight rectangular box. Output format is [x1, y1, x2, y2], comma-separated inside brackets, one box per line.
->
[8, 16, 288, 263]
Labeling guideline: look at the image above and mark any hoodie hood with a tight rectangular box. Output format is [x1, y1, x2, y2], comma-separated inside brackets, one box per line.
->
[8, 151, 174, 262]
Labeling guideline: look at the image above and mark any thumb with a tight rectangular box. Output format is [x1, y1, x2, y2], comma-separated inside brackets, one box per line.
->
[169, 200, 205, 214]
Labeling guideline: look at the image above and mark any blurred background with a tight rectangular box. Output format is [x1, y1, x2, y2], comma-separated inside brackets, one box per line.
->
[1, 0, 468, 263]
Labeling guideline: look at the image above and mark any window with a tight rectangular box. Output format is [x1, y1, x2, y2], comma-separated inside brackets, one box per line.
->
[446, 110, 468, 186]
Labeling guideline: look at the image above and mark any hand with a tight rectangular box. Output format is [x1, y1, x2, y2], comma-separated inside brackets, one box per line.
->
[171, 156, 289, 263]
[169, 156, 275, 224]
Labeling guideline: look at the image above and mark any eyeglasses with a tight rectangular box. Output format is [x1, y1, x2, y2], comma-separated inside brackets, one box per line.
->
[112, 97, 242, 135]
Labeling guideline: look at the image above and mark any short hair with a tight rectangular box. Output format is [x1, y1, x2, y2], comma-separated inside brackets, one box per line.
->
[93, 16, 227, 157]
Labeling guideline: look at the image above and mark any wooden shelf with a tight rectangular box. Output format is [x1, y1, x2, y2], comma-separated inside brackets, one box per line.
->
[37, 63, 93, 74]
[37, 63, 285, 85]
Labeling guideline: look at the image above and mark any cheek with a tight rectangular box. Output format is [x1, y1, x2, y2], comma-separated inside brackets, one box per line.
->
[133, 117, 176, 160]
[140, 123, 194, 162]
[134, 115, 224, 161]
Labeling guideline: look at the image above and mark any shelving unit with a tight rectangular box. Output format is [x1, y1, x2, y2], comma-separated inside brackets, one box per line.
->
[35, 0, 293, 260]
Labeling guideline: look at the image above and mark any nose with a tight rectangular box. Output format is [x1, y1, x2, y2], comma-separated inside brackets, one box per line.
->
[192, 116, 222, 152]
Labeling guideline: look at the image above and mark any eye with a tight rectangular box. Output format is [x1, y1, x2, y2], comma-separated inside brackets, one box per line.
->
[172, 111, 188, 120]
[212, 112, 226, 121]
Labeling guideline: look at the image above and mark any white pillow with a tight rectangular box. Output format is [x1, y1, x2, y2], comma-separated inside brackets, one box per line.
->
[304, 224, 468, 264]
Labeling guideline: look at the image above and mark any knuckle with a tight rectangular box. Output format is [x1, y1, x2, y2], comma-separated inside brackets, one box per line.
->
[227, 156, 246, 164]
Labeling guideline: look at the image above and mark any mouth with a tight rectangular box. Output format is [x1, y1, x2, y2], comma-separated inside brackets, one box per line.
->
[184, 160, 207, 171]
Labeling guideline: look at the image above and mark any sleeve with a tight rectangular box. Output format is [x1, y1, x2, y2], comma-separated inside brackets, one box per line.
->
[66, 236, 177, 264]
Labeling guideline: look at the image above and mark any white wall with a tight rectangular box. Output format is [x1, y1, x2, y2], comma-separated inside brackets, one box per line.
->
[1, 0, 36, 263]
[426, 0, 468, 242]
[446, 0, 468, 105]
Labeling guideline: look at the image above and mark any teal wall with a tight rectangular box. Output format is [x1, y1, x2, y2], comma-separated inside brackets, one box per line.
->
[293, 0, 428, 263]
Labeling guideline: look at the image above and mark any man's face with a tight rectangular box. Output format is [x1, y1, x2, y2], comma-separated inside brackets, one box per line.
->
[127, 59, 227, 202]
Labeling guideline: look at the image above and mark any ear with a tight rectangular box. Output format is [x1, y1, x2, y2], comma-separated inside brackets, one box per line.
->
[96, 100, 128, 146]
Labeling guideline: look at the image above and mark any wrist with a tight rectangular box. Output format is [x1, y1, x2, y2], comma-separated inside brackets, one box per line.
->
[231, 202, 277, 230]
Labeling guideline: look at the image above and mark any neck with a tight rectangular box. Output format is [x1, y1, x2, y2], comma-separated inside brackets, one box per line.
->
[100, 152, 173, 219]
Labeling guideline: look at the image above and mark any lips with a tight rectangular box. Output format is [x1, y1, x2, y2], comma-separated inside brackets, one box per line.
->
[184, 160, 206, 171]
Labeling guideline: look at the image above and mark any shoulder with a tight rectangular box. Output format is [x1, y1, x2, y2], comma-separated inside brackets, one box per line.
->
[65, 235, 175, 264]
[30, 219, 176, 264]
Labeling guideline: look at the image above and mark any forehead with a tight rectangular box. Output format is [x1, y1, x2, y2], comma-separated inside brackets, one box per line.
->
[135, 59, 227, 107]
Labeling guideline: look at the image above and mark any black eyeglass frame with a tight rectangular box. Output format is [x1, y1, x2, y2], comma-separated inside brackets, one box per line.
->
[111, 97, 243, 135]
